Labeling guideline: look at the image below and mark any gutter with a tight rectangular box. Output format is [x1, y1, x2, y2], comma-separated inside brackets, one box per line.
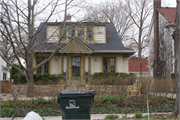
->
[93, 50, 135, 54]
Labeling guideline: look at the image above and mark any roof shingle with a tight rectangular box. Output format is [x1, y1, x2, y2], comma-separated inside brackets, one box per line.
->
[35, 22, 133, 52]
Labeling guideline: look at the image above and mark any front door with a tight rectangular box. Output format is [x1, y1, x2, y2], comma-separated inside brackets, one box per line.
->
[72, 57, 81, 80]
[103, 58, 115, 73]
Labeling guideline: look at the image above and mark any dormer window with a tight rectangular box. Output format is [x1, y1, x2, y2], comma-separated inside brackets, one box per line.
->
[60, 27, 66, 40]
[78, 27, 84, 40]
[69, 27, 75, 39]
[86, 27, 93, 41]
[47, 24, 107, 43]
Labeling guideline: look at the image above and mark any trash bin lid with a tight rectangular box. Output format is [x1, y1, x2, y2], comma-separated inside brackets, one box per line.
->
[59, 90, 96, 95]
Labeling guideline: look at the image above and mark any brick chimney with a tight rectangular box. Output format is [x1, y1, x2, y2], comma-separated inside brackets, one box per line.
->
[66, 14, 71, 22]
[153, 0, 162, 78]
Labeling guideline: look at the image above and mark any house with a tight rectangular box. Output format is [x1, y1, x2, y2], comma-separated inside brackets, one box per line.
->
[148, 0, 176, 78]
[34, 16, 135, 82]
[128, 57, 149, 77]
[0, 57, 10, 80]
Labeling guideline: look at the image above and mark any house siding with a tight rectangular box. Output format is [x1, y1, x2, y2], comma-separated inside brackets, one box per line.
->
[51, 56, 61, 74]
[148, 11, 175, 77]
[123, 56, 129, 73]
[0, 57, 10, 80]
[46, 26, 59, 43]
[94, 26, 106, 43]
[91, 56, 100, 74]
[64, 56, 67, 72]
[118, 55, 123, 72]
[85, 56, 88, 71]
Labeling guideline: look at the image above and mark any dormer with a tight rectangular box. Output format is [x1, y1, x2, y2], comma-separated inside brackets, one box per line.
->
[46, 22, 108, 43]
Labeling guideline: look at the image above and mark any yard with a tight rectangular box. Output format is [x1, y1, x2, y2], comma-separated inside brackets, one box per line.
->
[0, 73, 176, 118]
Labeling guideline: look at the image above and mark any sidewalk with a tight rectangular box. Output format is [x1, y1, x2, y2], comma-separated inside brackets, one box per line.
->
[0, 113, 168, 120]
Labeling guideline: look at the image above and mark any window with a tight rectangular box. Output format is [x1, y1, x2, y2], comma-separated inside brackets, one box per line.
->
[78, 27, 84, 40]
[103, 58, 108, 72]
[37, 58, 49, 74]
[86, 27, 93, 40]
[44, 58, 49, 73]
[3, 73, 7, 80]
[59, 26, 94, 41]
[60, 27, 66, 40]
[69, 27, 75, 39]
[37, 58, 42, 74]
[103, 58, 115, 73]
[72, 57, 80, 77]
[110, 58, 115, 73]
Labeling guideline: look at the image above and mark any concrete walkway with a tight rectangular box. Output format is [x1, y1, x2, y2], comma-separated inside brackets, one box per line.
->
[0, 113, 171, 120]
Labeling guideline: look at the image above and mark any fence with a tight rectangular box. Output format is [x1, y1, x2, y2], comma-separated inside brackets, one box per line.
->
[0, 80, 14, 93]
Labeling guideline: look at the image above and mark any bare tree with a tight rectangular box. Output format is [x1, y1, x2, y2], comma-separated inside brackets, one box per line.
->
[120, 0, 152, 58]
[172, 0, 180, 117]
[83, 1, 133, 41]
[120, 0, 152, 75]
[0, 0, 83, 97]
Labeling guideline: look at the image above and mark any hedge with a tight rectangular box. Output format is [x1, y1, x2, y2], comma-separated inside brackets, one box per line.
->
[13, 73, 62, 84]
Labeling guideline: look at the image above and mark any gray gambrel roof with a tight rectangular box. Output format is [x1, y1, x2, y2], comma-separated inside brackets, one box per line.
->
[35, 22, 134, 54]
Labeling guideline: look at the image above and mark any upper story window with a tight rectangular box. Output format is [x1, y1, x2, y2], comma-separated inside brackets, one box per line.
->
[58, 26, 94, 41]
[78, 27, 84, 40]
[69, 27, 75, 39]
[60, 27, 66, 40]
[86, 27, 93, 40]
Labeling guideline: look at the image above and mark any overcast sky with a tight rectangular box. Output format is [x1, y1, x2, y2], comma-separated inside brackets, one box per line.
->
[39, 0, 177, 24]
[88, 0, 176, 7]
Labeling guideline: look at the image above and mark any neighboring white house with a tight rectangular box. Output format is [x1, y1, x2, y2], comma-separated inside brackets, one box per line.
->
[148, 7, 176, 77]
[0, 57, 10, 80]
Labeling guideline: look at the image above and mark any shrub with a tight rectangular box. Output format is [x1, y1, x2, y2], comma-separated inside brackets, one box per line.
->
[151, 78, 174, 93]
[104, 115, 119, 120]
[89, 72, 136, 85]
[13, 73, 26, 84]
[102, 96, 115, 104]
[134, 113, 142, 118]
[138, 77, 153, 95]
[171, 73, 175, 79]
[13, 73, 62, 85]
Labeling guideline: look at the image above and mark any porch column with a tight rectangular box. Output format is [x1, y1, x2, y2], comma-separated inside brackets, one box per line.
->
[88, 56, 91, 74]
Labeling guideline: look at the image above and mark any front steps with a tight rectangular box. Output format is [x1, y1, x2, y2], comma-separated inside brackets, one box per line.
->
[64, 80, 87, 91]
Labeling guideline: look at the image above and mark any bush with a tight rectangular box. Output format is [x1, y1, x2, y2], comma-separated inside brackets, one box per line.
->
[13, 73, 62, 85]
[102, 96, 115, 104]
[135, 113, 142, 118]
[104, 115, 119, 120]
[33, 73, 62, 84]
[13, 73, 26, 84]
[151, 78, 174, 93]
[89, 72, 136, 85]
[171, 73, 175, 79]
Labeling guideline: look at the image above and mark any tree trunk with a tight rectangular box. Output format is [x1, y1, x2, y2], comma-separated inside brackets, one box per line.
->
[26, 52, 34, 97]
[138, 28, 142, 76]
[172, 0, 180, 116]
[26, 72, 34, 97]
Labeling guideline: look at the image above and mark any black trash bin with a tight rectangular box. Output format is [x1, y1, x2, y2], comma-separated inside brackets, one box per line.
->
[57, 90, 97, 120]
